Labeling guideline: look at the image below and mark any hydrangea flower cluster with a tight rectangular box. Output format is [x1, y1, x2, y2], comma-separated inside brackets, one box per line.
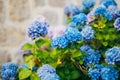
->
[105, 46, 120, 64]
[80, 45, 91, 53]
[82, 0, 95, 9]
[107, 6, 119, 19]
[100, 0, 117, 8]
[114, 18, 120, 31]
[28, 17, 49, 39]
[37, 64, 59, 80]
[83, 49, 101, 66]
[72, 13, 87, 26]
[81, 25, 94, 41]
[65, 27, 82, 43]
[51, 36, 69, 48]
[89, 65, 119, 80]
[94, 6, 112, 20]
[88, 64, 103, 80]
[64, 3, 80, 16]
[1, 62, 18, 80]
[101, 66, 119, 80]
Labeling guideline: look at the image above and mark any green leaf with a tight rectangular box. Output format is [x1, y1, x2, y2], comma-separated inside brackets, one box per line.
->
[19, 68, 32, 80]
[25, 55, 34, 62]
[71, 70, 80, 79]
[30, 72, 40, 80]
[22, 43, 33, 51]
[73, 51, 82, 58]
[35, 39, 45, 48]
[28, 60, 35, 69]
[102, 42, 108, 46]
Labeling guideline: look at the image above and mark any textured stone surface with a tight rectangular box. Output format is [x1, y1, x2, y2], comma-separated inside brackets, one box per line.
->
[0, 48, 11, 68]
[8, 0, 30, 21]
[34, 0, 46, 7]
[0, 0, 4, 23]
[48, 0, 71, 7]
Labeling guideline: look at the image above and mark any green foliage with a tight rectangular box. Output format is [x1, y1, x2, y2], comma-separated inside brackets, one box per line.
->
[19, 68, 32, 80]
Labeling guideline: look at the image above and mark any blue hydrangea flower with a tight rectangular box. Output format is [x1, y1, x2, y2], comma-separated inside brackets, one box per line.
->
[81, 26, 94, 41]
[105, 47, 120, 64]
[64, 3, 80, 16]
[51, 36, 68, 48]
[100, 0, 117, 8]
[1, 62, 18, 80]
[83, 49, 101, 66]
[88, 64, 103, 80]
[116, 10, 120, 17]
[72, 13, 87, 26]
[37, 64, 58, 80]
[43, 73, 60, 80]
[101, 66, 119, 80]
[80, 45, 91, 52]
[114, 18, 120, 31]
[94, 6, 112, 20]
[28, 20, 48, 39]
[107, 5, 118, 19]
[82, 0, 95, 8]
[65, 27, 82, 43]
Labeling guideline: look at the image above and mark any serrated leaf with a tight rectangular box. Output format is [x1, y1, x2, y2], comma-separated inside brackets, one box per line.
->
[30, 72, 40, 80]
[19, 68, 32, 80]
[102, 42, 108, 46]
[25, 55, 34, 62]
[28, 60, 35, 69]
[22, 43, 33, 51]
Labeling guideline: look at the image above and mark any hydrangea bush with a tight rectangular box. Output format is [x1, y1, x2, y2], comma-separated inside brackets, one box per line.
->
[0, 0, 120, 80]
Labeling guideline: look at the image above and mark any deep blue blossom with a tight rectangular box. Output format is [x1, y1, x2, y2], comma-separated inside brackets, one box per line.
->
[114, 18, 120, 31]
[37, 64, 59, 80]
[101, 66, 119, 80]
[94, 6, 112, 20]
[65, 27, 82, 43]
[1, 62, 18, 80]
[105, 47, 120, 64]
[100, 0, 117, 8]
[64, 3, 80, 16]
[83, 49, 101, 66]
[82, 0, 95, 9]
[51, 36, 68, 48]
[28, 20, 48, 39]
[81, 26, 94, 41]
[80, 45, 91, 52]
[72, 13, 87, 26]
[88, 64, 103, 80]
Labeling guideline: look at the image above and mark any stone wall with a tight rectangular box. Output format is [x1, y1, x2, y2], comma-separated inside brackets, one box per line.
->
[0, 0, 120, 66]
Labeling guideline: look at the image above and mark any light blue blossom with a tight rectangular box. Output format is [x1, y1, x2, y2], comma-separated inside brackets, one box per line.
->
[64, 3, 80, 16]
[51, 36, 69, 48]
[80, 45, 91, 52]
[65, 27, 82, 43]
[114, 18, 120, 31]
[82, 0, 95, 8]
[105, 46, 120, 64]
[81, 25, 94, 41]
